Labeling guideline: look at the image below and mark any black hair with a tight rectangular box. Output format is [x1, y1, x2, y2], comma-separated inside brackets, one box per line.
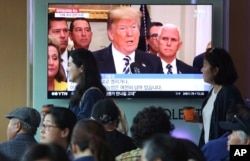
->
[204, 47, 238, 85]
[69, 18, 91, 32]
[21, 143, 71, 161]
[130, 106, 174, 147]
[47, 107, 77, 143]
[146, 21, 163, 38]
[71, 120, 115, 161]
[69, 48, 107, 106]
[143, 134, 206, 161]
[48, 12, 67, 31]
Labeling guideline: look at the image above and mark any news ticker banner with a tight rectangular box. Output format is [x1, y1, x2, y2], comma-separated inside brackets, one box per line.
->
[48, 74, 210, 98]
[100, 74, 211, 91]
[230, 145, 250, 161]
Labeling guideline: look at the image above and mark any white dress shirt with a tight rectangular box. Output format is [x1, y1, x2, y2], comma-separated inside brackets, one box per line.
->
[161, 59, 177, 74]
[111, 45, 135, 74]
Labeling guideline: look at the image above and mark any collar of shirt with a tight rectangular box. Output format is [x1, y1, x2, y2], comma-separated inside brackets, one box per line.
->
[161, 59, 177, 74]
[112, 44, 135, 74]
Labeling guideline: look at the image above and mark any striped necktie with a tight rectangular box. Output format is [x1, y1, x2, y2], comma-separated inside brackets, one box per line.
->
[122, 56, 131, 74]
[166, 64, 173, 74]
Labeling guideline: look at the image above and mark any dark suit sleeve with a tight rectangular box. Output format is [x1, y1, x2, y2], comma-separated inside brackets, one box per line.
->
[93, 46, 116, 73]
[176, 59, 199, 74]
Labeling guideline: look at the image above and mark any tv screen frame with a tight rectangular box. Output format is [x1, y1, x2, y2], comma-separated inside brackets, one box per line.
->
[36, 0, 223, 99]
[47, 3, 213, 99]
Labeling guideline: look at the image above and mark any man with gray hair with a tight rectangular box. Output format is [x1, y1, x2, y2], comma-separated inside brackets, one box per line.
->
[0, 107, 41, 161]
[157, 23, 198, 74]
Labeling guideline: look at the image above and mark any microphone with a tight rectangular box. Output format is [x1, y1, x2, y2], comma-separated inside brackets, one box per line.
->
[130, 62, 141, 74]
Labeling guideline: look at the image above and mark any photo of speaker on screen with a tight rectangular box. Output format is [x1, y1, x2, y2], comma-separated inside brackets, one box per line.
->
[157, 24, 199, 74]
[93, 6, 164, 74]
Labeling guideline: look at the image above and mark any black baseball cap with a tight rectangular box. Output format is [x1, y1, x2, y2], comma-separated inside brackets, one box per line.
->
[91, 99, 119, 124]
[220, 114, 250, 135]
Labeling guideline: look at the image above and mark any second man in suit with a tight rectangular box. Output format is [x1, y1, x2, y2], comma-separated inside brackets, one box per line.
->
[158, 23, 198, 74]
[93, 6, 163, 74]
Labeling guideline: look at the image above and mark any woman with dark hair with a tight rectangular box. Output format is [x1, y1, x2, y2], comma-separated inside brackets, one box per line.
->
[68, 48, 106, 120]
[71, 119, 115, 161]
[187, 47, 244, 147]
[21, 143, 71, 161]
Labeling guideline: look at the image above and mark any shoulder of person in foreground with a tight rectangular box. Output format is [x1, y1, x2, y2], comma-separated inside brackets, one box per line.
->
[201, 132, 230, 161]
[115, 148, 141, 161]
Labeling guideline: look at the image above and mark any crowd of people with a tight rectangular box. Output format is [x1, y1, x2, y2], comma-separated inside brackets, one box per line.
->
[0, 5, 249, 161]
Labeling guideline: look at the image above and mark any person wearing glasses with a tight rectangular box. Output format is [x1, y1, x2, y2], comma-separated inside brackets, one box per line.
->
[146, 22, 163, 55]
[186, 47, 244, 147]
[0, 107, 41, 161]
[93, 6, 163, 74]
[157, 23, 199, 74]
[40, 106, 77, 160]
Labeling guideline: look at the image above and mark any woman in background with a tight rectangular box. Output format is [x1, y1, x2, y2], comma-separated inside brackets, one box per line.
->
[68, 48, 106, 120]
[190, 47, 244, 147]
[48, 35, 67, 91]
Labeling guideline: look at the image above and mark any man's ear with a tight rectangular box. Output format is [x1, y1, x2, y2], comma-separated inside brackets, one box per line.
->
[15, 121, 22, 133]
[107, 29, 114, 41]
[245, 137, 250, 145]
[177, 41, 183, 51]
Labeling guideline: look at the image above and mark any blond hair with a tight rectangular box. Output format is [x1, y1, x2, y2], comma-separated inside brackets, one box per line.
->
[107, 6, 142, 29]
[48, 35, 66, 82]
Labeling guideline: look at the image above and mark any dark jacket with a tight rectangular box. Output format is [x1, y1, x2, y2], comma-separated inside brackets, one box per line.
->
[69, 87, 105, 120]
[176, 59, 199, 74]
[192, 52, 205, 73]
[0, 134, 38, 161]
[199, 85, 244, 147]
[93, 45, 163, 74]
[106, 130, 136, 157]
[202, 132, 230, 161]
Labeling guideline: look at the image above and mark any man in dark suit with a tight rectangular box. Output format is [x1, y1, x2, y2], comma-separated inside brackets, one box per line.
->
[93, 6, 163, 74]
[193, 52, 205, 73]
[157, 23, 199, 74]
[192, 41, 212, 73]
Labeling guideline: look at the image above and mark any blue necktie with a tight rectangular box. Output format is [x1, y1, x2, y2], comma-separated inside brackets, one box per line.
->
[166, 64, 173, 74]
[123, 56, 131, 74]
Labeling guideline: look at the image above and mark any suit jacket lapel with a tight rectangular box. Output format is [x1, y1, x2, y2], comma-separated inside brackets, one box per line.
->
[103, 45, 116, 73]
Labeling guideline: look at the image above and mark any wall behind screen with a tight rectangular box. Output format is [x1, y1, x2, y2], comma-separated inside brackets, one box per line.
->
[32, 0, 224, 144]
[0, 0, 27, 142]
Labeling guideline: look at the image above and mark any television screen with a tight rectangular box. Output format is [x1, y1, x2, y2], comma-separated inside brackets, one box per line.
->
[47, 4, 212, 98]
